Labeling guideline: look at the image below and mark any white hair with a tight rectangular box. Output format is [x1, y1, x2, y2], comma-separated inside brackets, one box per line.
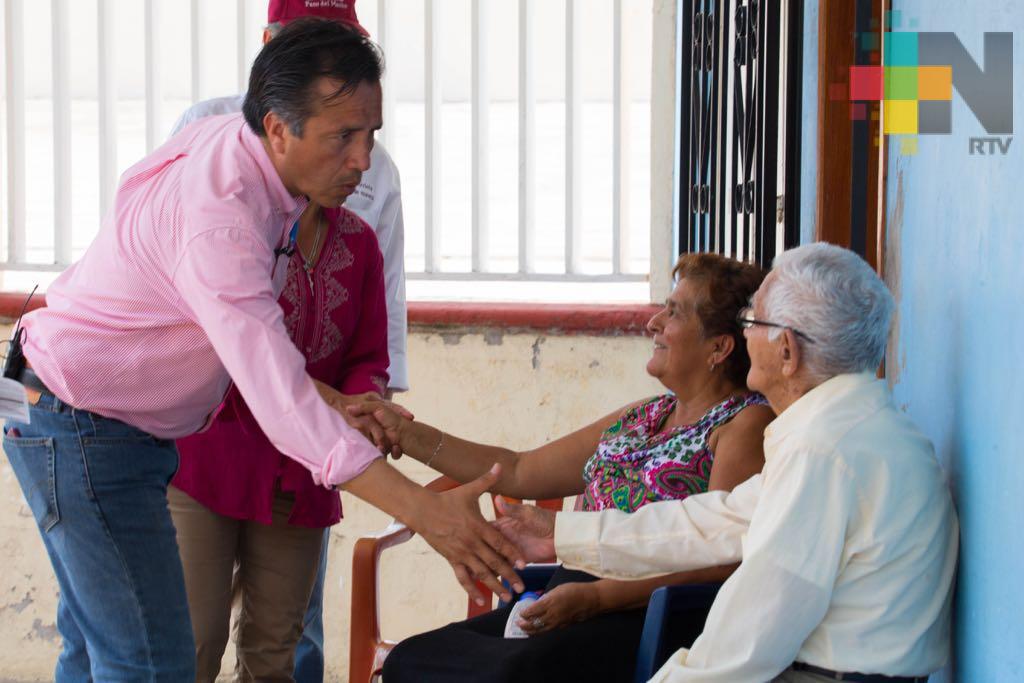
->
[763, 242, 894, 380]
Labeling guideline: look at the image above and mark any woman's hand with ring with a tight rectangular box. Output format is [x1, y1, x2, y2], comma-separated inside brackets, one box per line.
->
[516, 582, 601, 634]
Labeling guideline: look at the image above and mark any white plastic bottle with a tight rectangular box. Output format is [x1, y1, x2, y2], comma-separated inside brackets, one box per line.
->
[503, 591, 542, 639]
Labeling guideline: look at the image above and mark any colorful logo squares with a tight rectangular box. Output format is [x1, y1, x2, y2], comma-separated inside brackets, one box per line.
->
[849, 65, 952, 135]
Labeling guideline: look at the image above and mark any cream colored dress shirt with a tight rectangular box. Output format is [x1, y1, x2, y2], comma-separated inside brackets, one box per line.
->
[555, 372, 958, 682]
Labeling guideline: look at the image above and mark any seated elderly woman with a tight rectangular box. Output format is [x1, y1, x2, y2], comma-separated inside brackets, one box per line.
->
[490, 243, 959, 683]
[371, 253, 774, 682]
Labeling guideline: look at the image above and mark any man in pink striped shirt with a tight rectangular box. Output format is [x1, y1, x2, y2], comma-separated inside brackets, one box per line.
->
[3, 19, 521, 681]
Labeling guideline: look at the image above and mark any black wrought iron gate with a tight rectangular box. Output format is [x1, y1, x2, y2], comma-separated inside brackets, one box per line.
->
[678, 0, 803, 268]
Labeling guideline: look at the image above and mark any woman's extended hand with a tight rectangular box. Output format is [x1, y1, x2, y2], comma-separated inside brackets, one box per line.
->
[517, 582, 601, 634]
[345, 397, 414, 459]
[493, 496, 558, 564]
[313, 381, 392, 451]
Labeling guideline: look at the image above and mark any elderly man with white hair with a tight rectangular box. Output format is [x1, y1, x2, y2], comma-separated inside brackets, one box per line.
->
[496, 242, 959, 683]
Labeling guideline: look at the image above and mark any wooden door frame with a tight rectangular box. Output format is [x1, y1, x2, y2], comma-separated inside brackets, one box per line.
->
[814, 0, 890, 275]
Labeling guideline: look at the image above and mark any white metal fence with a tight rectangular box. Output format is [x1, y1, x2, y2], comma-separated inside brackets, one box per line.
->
[1, 0, 661, 299]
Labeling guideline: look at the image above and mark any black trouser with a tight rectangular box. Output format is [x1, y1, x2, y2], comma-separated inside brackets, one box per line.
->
[382, 567, 711, 683]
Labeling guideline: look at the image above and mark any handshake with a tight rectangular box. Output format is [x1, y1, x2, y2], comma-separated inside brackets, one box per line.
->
[314, 379, 412, 457]
[315, 379, 560, 604]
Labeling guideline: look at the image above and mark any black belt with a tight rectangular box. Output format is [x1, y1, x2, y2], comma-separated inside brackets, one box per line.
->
[15, 366, 52, 396]
[792, 662, 928, 683]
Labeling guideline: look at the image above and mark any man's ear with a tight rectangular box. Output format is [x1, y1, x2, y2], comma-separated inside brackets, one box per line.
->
[779, 329, 801, 378]
[263, 111, 289, 156]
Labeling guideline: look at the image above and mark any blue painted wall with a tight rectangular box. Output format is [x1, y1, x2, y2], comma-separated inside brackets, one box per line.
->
[884, 2, 1023, 680]
[798, 0, 819, 244]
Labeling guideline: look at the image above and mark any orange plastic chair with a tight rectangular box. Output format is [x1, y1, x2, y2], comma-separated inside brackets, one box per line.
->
[348, 475, 563, 683]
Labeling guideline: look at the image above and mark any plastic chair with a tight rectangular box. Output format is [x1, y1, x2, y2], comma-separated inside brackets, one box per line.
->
[633, 583, 721, 682]
[348, 475, 563, 683]
[348, 475, 719, 683]
[491, 567, 721, 682]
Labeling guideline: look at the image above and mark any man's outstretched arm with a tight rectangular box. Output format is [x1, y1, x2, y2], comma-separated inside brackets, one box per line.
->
[555, 474, 762, 579]
[493, 473, 761, 580]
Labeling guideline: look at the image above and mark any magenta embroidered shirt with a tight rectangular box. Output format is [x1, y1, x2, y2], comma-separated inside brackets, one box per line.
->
[172, 207, 389, 527]
[20, 113, 383, 487]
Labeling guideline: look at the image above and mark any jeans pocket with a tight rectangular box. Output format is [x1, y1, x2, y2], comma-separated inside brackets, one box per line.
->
[3, 435, 60, 532]
[79, 435, 179, 493]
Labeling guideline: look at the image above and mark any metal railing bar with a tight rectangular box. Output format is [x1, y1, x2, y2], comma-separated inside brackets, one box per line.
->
[97, 0, 118, 221]
[4, 0, 26, 263]
[517, 0, 536, 273]
[52, 0, 72, 265]
[471, 0, 489, 272]
[144, 0, 161, 152]
[377, 0, 396, 153]
[612, 0, 631, 274]
[424, 0, 442, 272]
[716, 0, 734, 257]
[565, 0, 583, 274]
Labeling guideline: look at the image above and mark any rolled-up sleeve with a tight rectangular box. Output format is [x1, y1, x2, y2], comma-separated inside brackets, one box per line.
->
[171, 226, 382, 487]
[555, 473, 762, 579]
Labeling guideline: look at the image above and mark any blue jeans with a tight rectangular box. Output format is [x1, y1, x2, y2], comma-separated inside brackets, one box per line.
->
[3, 394, 195, 682]
[294, 528, 329, 683]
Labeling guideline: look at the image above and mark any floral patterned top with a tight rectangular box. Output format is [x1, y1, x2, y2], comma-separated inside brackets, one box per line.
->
[581, 392, 768, 512]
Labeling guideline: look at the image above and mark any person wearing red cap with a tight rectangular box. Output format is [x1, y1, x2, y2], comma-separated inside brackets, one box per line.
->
[265, 0, 368, 34]
[169, 3, 406, 681]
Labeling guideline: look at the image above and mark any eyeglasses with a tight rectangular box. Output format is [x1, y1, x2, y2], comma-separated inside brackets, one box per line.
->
[736, 307, 816, 344]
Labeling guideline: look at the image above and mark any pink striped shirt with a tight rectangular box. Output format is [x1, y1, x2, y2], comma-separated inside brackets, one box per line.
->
[21, 113, 382, 487]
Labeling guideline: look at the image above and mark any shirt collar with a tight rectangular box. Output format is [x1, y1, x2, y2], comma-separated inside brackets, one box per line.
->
[238, 122, 305, 216]
[763, 372, 886, 452]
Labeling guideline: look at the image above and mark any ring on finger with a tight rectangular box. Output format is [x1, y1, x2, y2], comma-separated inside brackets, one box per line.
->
[532, 618, 544, 629]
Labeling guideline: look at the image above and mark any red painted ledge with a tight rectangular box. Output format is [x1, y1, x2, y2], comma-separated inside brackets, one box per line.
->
[0, 292, 657, 336]
[0, 291, 47, 320]
[408, 302, 658, 335]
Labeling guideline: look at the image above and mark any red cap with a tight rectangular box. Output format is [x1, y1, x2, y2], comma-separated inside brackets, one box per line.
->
[267, 0, 368, 36]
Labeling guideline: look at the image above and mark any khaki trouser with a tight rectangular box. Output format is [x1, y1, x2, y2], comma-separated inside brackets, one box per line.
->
[168, 485, 324, 683]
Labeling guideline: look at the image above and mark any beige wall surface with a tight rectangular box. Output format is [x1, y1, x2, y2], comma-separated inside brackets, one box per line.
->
[0, 327, 660, 682]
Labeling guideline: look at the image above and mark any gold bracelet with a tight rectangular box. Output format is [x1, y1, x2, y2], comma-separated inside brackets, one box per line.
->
[425, 430, 445, 468]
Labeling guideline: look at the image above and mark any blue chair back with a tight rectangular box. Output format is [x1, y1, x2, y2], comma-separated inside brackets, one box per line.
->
[633, 583, 722, 682]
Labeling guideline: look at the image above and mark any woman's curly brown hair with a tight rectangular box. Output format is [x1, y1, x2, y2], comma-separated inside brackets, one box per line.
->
[672, 253, 767, 387]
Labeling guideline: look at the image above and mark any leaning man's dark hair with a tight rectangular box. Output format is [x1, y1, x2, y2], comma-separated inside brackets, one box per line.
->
[243, 17, 384, 137]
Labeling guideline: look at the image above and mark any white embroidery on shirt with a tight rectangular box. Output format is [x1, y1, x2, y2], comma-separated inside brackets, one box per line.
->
[282, 257, 302, 341]
[279, 211, 365, 366]
[308, 214, 356, 363]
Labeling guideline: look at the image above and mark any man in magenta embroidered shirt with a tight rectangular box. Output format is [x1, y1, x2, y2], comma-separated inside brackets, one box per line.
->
[3, 18, 521, 681]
